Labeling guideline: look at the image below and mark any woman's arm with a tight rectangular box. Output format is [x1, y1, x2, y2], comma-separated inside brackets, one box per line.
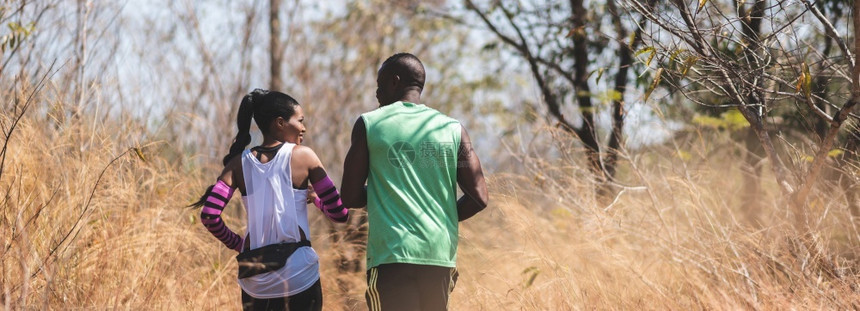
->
[197, 158, 245, 252]
[294, 146, 349, 223]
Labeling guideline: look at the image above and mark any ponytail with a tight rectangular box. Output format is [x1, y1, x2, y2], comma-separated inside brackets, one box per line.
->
[191, 89, 270, 208]
[188, 184, 214, 208]
[222, 91, 260, 166]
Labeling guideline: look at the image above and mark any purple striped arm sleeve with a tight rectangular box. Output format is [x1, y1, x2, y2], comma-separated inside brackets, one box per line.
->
[312, 176, 349, 223]
[200, 180, 243, 252]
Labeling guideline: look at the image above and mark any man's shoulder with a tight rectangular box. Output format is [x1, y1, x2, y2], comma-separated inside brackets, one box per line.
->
[359, 105, 391, 120]
[421, 106, 460, 124]
[361, 103, 461, 127]
[432, 110, 462, 132]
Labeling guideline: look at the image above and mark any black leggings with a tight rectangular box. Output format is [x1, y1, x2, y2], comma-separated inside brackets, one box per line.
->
[240, 279, 322, 311]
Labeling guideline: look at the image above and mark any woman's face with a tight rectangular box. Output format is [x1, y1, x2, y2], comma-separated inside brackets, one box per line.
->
[274, 105, 306, 144]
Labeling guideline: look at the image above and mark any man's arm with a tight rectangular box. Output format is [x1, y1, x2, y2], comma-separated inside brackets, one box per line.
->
[341, 117, 369, 208]
[456, 126, 489, 221]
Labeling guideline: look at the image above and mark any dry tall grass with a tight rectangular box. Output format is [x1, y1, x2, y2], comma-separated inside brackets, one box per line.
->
[2, 85, 859, 310]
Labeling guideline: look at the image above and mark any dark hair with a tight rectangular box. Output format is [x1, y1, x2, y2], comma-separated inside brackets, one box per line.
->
[222, 89, 300, 166]
[381, 52, 426, 91]
[189, 89, 299, 208]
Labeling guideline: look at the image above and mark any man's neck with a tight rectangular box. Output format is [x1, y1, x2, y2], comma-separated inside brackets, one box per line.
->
[398, 92, 421, 105]
[380, 91, 421, 107]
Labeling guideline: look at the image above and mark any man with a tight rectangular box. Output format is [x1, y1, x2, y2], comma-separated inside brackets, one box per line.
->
[341, 53, 489, 310]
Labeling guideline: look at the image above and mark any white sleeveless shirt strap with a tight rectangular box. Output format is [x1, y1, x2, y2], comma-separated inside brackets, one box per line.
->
[241, 144, 301, 248]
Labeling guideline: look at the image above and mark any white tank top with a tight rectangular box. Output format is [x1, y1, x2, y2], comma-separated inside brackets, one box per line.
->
[237, 143, 320, 298]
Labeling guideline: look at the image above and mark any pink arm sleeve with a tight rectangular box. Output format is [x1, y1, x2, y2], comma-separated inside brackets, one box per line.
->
[199, 180, 244, 252]
[312, 176, 349, 223]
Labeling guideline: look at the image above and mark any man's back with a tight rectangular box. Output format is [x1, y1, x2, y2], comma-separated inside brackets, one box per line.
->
[341, 52, 487, 310]
[361, 101, 462, 268]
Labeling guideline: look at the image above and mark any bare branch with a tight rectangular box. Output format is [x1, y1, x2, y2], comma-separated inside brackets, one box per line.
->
[801, 0, 855, 70]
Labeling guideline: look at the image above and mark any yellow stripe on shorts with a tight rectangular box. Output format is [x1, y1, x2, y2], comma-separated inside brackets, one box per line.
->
[367, 267, 381, 311]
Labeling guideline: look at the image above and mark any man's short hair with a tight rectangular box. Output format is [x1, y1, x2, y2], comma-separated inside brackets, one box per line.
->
[382, 53, 426, 90]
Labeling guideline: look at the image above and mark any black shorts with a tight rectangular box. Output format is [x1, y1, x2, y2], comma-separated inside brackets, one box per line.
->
[365, 263, 458, 311]
[240, 279, 322, 311]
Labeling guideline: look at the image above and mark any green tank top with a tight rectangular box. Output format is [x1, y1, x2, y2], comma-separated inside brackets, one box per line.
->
[361, 101, 462, 268]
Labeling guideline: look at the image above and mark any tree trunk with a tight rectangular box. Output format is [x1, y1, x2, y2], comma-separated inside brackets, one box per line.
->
[465, 0, 608, 181]
[839, 153, 859, 219]
[813, 36, 835, 141]
[73, 0, 90, 119]
[789, 0, 860, 222]
[740, 127, 764, 226]
[742, 107, 794, 195]
[605, 0, 654, 181]
[269, 0, 284, 91]
[736, 0, 773, 225]
[569, 0, 602, 178]
[842, 127, 860, 218]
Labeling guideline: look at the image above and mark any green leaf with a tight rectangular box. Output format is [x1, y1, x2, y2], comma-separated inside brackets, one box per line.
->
[634, 46, 655, 58]
[23, 23, 35, 36]
[576, 90, 592, 98]
[607, 90, 622, 102]
[482, 42, 498, 51]
[669, 49, 686, 67]
[635, 47, 657, 66]
[681, 56, 698, 77]
[643, 68, 663, 101]
[692, 109, 749, 131]
[522, 266, 540, 288]
[721, 109, 749, 131]
[133, 147, 147, 162]
[698, 0, 708, 11]
[798, 62, 812, 98]
[692, 115, 724, 128]
[828, 149, 844, 158]
[594, 67, 605, 83]
[627, 31, 637, 48]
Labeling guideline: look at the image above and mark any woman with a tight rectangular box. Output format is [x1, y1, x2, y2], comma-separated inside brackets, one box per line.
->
[191, 89, 348, 311]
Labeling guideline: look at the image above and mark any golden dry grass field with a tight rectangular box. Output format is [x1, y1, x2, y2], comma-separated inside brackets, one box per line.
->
[2, 88, 860, 310]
